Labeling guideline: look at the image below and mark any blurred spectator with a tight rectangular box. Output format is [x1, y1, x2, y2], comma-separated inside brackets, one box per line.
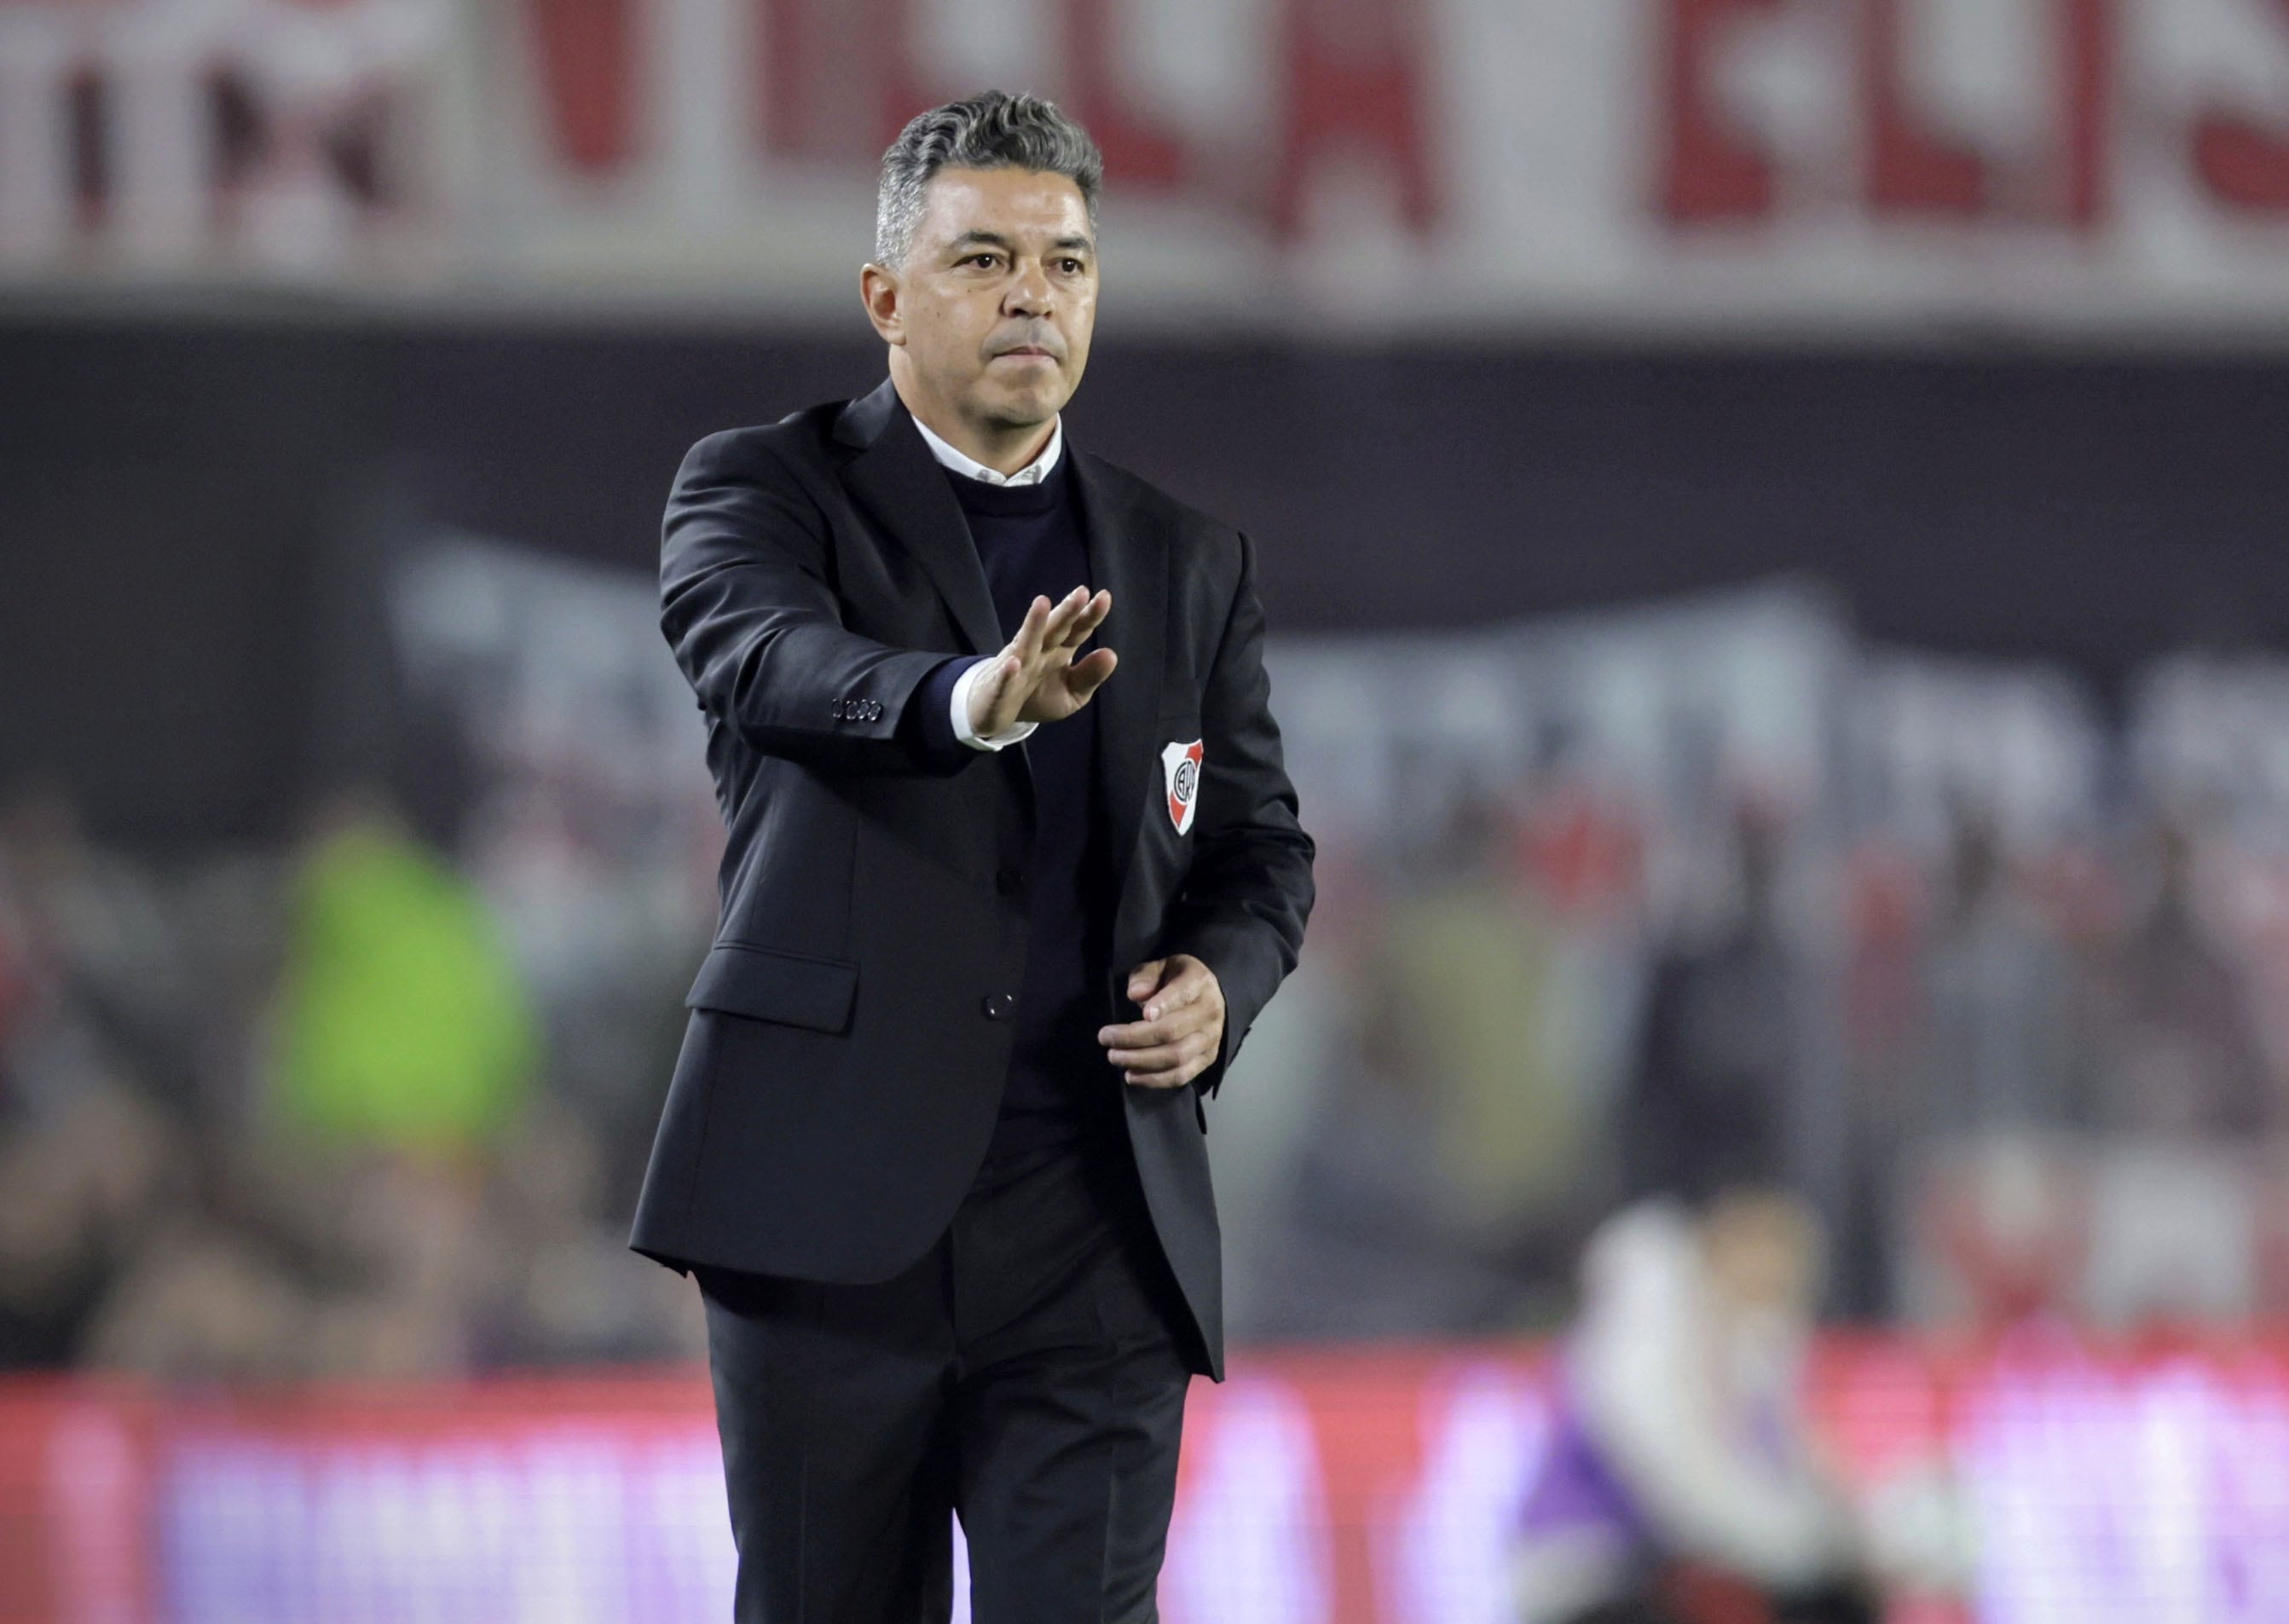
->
[0, 1081, 183, 1368]
[1832, 841, 1923, 1318]
[1913, 812, 2082, 1139]
[266, 792, 538, 1155]
[1847, 812, 2088, 1324]
[1512, 1190, 1878, 1624]
[1258, 946, 1517, 1337]
[474, 1095, 708, 1367]
[0, 785, 200, 1369]
[0, 782, 199, 1117]
[1259, 790, 1602, 1337]
[1621, 806, 1812, 1214]
[1383, 790, 1581, 1234]
[0, 773, 712, 1380]
[1211, 837, 1369, 1341]
[2046, 818, 2280, 1329]
[78, 1212, 319, 1383]
[2088, 819, 2271, 1138]
[1899, 1136, 2088, 1332]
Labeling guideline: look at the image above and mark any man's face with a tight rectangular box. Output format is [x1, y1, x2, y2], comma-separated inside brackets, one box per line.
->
[870, 165, 1097, 436]
[1702, 1190, 1821, 1316]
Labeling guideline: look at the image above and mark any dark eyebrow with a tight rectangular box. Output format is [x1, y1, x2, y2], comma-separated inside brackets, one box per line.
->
[946, 230, 1095, 258]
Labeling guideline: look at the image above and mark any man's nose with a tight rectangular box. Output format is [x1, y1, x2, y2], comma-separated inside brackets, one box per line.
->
[1004, 260, 1053, 316]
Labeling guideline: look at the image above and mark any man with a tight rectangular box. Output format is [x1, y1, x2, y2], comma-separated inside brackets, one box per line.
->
[627, 90, 1315, 1621]
[1513, 1189, 1881, 1624]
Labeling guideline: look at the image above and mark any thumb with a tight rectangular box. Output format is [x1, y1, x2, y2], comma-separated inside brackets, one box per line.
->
[1127, 959, 1165, 1003]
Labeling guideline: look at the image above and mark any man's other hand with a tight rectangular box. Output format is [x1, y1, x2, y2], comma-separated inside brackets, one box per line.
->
[968, 587, 1117, 734]
[1099, 956, 1224, 1089]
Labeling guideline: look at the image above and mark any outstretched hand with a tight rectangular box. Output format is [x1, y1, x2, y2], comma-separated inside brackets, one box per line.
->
[967, 587, 1117, 736]
[1099, 955, 1225, 1089]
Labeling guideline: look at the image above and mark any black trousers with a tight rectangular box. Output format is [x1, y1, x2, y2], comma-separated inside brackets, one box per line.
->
[695, 1136, 1195, 1623]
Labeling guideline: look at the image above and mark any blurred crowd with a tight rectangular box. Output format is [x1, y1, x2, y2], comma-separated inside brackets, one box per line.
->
[7, 653, 2289, 1382]
[1228, 777, 2289, 1345]
[0, 782, 703, 1380]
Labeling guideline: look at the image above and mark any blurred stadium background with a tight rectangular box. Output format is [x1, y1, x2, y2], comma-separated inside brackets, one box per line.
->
[9, 0, 2289, 1619]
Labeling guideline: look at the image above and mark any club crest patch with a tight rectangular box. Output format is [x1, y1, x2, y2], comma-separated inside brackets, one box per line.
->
[1160, 739, 1204, 835]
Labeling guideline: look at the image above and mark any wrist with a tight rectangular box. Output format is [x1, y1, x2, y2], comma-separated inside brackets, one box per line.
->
[968, 657, 1003, 735]
[950, 657, 1036, 751]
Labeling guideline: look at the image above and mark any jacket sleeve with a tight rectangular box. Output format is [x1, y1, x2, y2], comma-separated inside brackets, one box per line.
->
[1158, 529, 1316, 1096]
[660, 430, 980, 777]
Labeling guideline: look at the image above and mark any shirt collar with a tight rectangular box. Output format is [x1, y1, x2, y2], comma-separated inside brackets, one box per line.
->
[910, 410, 1064, 487]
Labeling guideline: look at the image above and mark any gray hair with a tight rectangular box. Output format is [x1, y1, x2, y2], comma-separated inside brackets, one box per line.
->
[874, 91, 1103, 268]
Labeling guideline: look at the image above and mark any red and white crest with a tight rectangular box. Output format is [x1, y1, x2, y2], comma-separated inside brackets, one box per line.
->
[1160, 739, 1204, 835]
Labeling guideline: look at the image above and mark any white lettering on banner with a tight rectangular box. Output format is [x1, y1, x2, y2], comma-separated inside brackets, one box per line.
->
[6, 0, 2289, 324]
[1386, 1368, 1548, 1624]
[1658, 0, 2289, 229]
[1959, 1362, 2289, 1622]
[159, 1429, 741, 1623]
[28, 1355, 2289, 1621]
[1160, 1378, 1334, 1624]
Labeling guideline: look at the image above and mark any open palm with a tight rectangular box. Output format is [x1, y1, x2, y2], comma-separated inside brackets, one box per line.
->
[968, 586, 1118, 733]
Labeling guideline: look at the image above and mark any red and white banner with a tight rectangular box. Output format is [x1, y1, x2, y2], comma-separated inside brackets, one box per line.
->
[7, 0, 2289, 331]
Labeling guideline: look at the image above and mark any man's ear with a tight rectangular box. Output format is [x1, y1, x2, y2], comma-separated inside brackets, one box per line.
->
[859, 263, 905, 346]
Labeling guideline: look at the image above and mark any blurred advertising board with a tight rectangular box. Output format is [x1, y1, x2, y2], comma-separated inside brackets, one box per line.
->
[7, 1338, 2289, 1623]
[8, 0, 2289, 332]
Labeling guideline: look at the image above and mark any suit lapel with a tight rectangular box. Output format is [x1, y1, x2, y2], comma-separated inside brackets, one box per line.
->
[1075, 450, 1165, 922]
[834, 384, 1157, 884]
[834, 379, 1003, 658]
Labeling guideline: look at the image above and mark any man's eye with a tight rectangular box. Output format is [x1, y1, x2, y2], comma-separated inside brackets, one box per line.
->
[965, 253, 999, 269]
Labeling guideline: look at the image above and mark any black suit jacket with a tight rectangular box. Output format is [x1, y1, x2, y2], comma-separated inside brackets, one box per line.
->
[628, 379, 1315, 1377]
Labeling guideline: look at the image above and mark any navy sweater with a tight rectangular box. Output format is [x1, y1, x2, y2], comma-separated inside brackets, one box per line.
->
[912, 454, 1120, 1153]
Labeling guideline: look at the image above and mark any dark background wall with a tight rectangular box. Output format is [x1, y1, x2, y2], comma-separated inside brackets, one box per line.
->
[6, 315, 2287, 846]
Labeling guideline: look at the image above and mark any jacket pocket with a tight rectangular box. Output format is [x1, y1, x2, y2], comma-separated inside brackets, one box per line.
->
[685, 942, 859, 1034]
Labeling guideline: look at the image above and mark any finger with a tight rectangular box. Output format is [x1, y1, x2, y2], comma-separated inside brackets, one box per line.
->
[1062, 648, 1117, 702]
[1125, 959, 1166, 1003]
[1106, 1036, 1203, 1073]
[1099, 1001, 1217, 1049]
[1099, 1016, 1174, 1049]
[1142, 956, 1218, 1020]
[1125, 1066, 1198, 1090]
[1141, 970, 1205, 1023]
[1009, 595, 1053, 665]
[1055, 589, 1112, 649]
[1114, 1034, 1215, 1084]
[1035, 587, 1090, 651]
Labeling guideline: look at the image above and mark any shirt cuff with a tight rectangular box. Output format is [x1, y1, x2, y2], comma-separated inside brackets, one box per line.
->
[950, 656, 1038, 752]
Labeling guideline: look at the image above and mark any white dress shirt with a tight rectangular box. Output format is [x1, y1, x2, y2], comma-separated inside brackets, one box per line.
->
[911, 412, 1064, 488]
[910, 412, 1066, 750]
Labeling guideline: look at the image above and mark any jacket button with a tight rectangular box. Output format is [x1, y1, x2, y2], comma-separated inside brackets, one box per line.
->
[982, 991, 1016, 1020]
[995, 866, 1023, 896]
[829, 699, 846, 720]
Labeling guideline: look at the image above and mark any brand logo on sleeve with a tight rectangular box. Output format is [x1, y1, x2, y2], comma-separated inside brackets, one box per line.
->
[1161, 739, 1204, 835]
